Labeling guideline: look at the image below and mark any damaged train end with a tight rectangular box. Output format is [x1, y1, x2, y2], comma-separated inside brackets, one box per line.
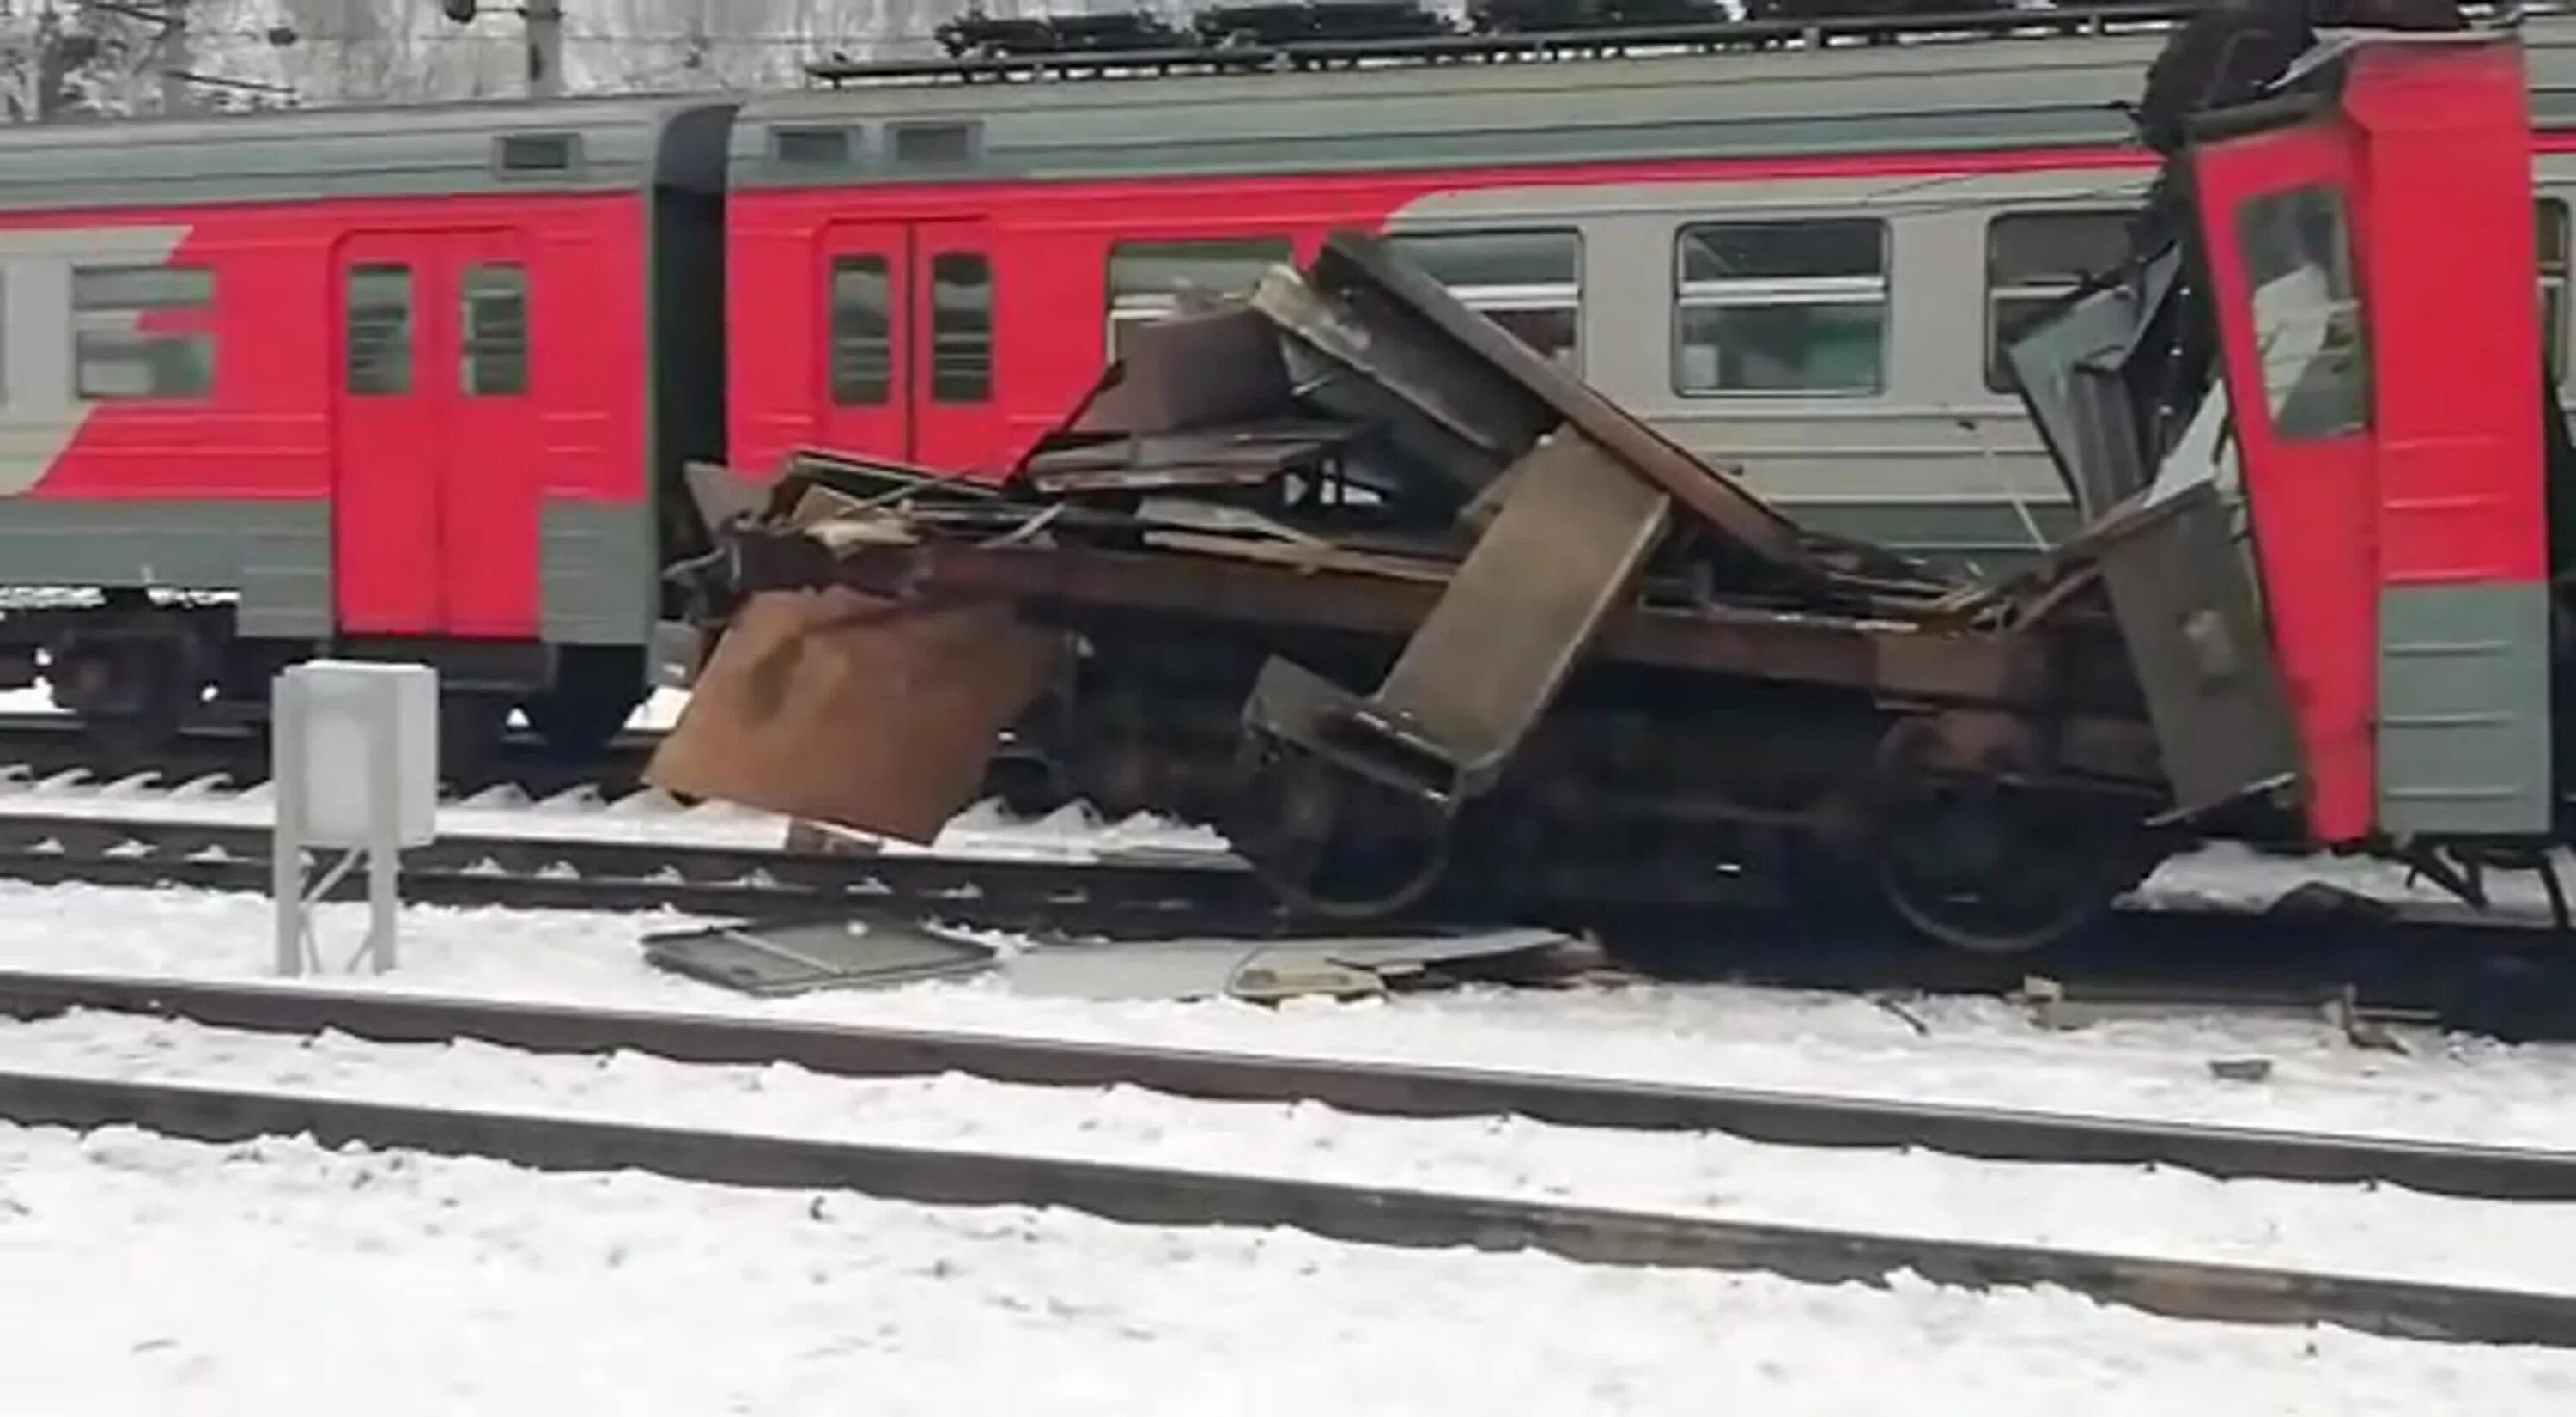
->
[644, 27, 2576, 952]
[2009, 25, 2576, 916]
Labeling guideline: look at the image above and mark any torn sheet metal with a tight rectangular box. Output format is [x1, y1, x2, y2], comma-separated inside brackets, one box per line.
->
[1025, 423, 1355, 495]
[1065, 303, 1298, 436]
[1246, 425, 1673, 808]
[643, 915, 1584, 1003]
[642, 912, 1000, 998]
[2081, 480, 2300, 820]
[1250, 262, 1546, 493]
[1306, 234, 1820, 581]
[644, 585, 1066, 842]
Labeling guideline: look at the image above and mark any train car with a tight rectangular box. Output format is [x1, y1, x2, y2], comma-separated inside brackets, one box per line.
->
[19, 2, 2576, 760]
[0, 94, 738, 754]
[724, 5, 2576, 569]
[653, 21, 2576, 953]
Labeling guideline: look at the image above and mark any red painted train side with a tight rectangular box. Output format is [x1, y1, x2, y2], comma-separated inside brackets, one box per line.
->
[720, 149, 2154, 483]
[0, 15, 2570, 757]
[16, 193, 649, 643]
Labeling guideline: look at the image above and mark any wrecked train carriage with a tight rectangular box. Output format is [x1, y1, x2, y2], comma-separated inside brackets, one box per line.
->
[652, 232, 2255, 953]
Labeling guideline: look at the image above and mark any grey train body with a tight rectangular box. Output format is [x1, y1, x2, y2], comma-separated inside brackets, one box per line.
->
[0, 9, 2571, 736]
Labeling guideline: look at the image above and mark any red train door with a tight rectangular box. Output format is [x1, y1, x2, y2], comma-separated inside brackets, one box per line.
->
[332, 231, 538, 640]
[440, 233, 538, 638]
[814, 219, 999, 474]
[335, 236, 439, 635]
[909, 221, 999, 473]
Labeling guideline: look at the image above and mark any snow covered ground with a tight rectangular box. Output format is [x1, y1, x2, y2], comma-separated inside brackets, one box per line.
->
[0, 879, 2572, 1150]
[14, 995, 2576, 1297]
[9, 1123, 2571, 1417]
[2, 874, 2575, 1405]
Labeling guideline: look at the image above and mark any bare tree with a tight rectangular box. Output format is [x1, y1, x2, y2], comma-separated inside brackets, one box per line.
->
[179, 0, 1050, 107]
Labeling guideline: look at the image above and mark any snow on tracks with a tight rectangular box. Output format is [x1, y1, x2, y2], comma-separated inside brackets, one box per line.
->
[7, 970, 2576, 1347]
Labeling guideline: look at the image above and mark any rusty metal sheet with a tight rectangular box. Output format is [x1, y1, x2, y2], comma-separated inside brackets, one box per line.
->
[1141, 530, 1455, 583]
[740, 532, 2037, 703]
[1251, 266, 1532, 494]
[1132, 496, 1329, 547]
[1062, 304, 1297, 437]
[1025, 423, 1352, 494]
[1310, 234, 1820, 581]
[2083, 481, 2302, 818]
[682, 459, 769, 533]
[644, 585, 1066, 843]
[785, 447, 1001, 505]
[1245, 428, 1673, 806]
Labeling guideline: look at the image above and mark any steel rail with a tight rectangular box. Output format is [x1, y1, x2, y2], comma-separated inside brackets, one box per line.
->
[3, 806, 2576, 1041]
[3, 969, 2573, 1202]
[0, 1066, 2567, 1347]
[0, 714, 660, 800]
[0, 808, 1286, 935]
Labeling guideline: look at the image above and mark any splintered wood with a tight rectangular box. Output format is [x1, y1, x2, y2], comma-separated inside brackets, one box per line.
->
[644, 586, 1063, 844]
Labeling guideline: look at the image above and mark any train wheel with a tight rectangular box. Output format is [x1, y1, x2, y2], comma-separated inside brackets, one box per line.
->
[1868, 778, 2128, 953]
[519, 648, 645, 759]
[1224, 749, 1451, 920]
[1863, 718, 2147, 955]
[439, 694, 513, 784]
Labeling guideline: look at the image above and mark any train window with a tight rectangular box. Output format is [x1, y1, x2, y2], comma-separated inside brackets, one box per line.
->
[1386, 229, 1581, 368]
[344, 265, 413, 398]
[459, 264, 529, 398]
[1106, 239, 1293, 358]
[890, 122, 979, 167]
[1984, 210, 2136, 392]
[1672, 220, 1886, 396]
[772, 125, 856, 168]
[71, 264, 215, 401]
[2234, 185, 2368, 441]
[2540, 199, 2568, 380]
[829, 256, 892, 406]
[928, 252, 993, 404]
[495, 132, 581, 176]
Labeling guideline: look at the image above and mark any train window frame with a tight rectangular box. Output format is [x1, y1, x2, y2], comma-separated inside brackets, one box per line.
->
[771, 125, 859, 170]
[1384, 227, 1583, 371]
[492, 131, 585, 179]
[1104, 237, 1294, 360]
[828, 253, 894, 407]
[70, 263, 216, 403]
[1983, 209, 2138, 394]
[1670, 217, 1890, 398]
[890, 121, 981, 168]
[927, 250, 994, 405]
[2233, 184, 2370, 442]
[343, 263, 415, 398]
[459, 263, 531, 398]
[2540, 198, 2569, 383]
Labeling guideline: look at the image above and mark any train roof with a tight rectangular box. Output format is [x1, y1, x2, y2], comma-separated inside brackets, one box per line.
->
[3, 3, 2576, 212]
[0, 90, 739, 213]
[732, 3, 2576, 186]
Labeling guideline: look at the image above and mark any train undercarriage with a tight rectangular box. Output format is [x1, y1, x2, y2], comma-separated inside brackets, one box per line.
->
[0, 591, 649, 767]
[647, 233, 2257, 953]
[652, 27, 2576, 952]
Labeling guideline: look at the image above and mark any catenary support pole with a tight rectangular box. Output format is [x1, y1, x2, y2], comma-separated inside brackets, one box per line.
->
[526, 0, 564, 99]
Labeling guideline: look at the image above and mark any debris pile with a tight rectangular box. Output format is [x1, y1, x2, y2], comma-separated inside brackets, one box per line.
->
[648, 233, 2230, 951]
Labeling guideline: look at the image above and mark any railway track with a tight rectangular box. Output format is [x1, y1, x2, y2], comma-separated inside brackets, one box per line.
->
[2, 790, 2576, 1035]
[4, 968, 2572, 1201]
[0, 804, 1279, 936]
[0, 711, 661, 800]
[3, 968, 2573, 1348]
